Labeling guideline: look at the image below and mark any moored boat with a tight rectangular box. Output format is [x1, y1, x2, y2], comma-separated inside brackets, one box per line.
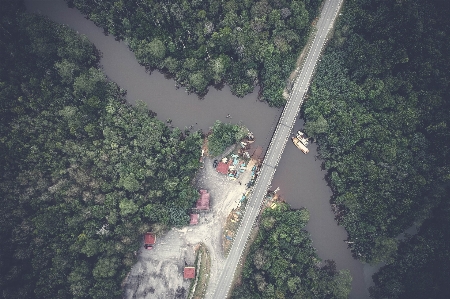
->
[292, 137, 309, 154]
[296, 130, 309, 146]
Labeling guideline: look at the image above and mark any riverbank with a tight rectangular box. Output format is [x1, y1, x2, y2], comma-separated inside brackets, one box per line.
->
[24, 0, 282, 156]
[272, 121, 370, 299]
[25, 1, 372, 297]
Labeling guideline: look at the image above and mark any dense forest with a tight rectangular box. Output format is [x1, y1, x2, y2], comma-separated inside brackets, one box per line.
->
[303, 0, 450, 296]
[231, 202, 351, 298]
[0, 2, 203, 298]
[370, 198, 450, 299]
[66, 0, 322, 106]
[4, 0, 450, 297]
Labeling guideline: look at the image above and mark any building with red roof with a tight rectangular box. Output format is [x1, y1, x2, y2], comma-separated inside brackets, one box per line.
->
[184, 267, 196, 279]
[190, 213, 199, 225]
[216, 161, 229, 174]
[144, 232, 156, 250]
[196, 189, 210, 210]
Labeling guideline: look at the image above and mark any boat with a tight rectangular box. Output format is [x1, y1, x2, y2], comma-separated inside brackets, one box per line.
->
[296, 131, 309, 146]
[292, 137, 309, 154]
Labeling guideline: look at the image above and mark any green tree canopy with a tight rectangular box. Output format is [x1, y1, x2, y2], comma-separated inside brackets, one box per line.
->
[232, 203, 352, 299]
[370, 198, 450, 299]
[303, 0, 450, 263]
[68, 0, 323, 106]
[207, 120, 249, 156]
[0, 3, 202, 297]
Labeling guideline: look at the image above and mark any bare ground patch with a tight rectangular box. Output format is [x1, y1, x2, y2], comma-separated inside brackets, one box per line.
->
[123, 155, 258, 299]
[222, 199, 248, 257]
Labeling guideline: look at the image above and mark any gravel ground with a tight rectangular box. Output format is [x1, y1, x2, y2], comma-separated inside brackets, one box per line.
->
[123, 155, 255, 299]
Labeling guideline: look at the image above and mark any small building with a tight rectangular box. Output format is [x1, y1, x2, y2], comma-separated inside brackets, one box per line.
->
[144, 232, 156, 250]
[216, 161, 229, 174]
[196, 189, 210, 210]
[184, 267, 196, 279]
[190, 213, 199, 225]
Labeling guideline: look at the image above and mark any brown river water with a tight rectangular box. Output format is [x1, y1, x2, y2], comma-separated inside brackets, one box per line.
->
[26, 0, 372, 297]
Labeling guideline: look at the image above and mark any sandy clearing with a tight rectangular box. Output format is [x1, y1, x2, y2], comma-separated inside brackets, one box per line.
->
[124, 154, 255, 299]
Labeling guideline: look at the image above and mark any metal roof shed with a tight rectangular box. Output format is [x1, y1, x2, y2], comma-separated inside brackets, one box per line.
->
[184, 267, 196, 279]
[196, 190, 210, 210]
[190, 214, 199, 225]
[144, 232, 156, 249]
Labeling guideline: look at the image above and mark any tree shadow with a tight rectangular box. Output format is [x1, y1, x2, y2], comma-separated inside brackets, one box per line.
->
[213, 81, 225, 91]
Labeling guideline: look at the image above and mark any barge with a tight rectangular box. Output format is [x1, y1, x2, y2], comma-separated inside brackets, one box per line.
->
[292, 136, 309, 154]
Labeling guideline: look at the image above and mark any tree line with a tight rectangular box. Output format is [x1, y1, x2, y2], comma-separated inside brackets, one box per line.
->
[231, 202, 351, 298]
[303, 0, 450, 297]
[370, 198, 450, 298]
[0, 2, 202, 298]
[66, 0, 322, 106]
[0, 2, 331, 298]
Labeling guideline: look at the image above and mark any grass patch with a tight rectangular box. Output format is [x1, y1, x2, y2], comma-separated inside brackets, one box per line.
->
[222, 187, 254, 257]
[187, 243, 211, 299]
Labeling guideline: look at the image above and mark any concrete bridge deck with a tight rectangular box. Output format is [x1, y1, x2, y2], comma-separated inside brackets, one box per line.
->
[210, 0, 344, 297]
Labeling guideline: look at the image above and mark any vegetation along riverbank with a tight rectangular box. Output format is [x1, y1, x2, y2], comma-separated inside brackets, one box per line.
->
[303, 0, 450, 296]
[1, 3, 329, 298]
[231, 198, 352, 298]
[0, 2, 203, 297]
[3, 0, 450, 298]
[67, 0, 322, 106]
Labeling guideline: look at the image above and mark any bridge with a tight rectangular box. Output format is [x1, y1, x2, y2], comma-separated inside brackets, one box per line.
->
[210, 0, 344, 298]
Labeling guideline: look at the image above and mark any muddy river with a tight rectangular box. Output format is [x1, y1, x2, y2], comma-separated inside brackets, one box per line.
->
[26, 0, 371, 297]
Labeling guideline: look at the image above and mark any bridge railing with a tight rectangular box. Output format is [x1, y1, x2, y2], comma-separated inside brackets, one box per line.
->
[263, 0, 342, 171]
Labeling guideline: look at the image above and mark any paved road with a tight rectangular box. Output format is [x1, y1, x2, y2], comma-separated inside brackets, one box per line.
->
[210, 0, 344, 298]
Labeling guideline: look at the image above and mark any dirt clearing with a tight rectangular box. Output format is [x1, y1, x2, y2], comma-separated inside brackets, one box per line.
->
[124, 156, 256, 299]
